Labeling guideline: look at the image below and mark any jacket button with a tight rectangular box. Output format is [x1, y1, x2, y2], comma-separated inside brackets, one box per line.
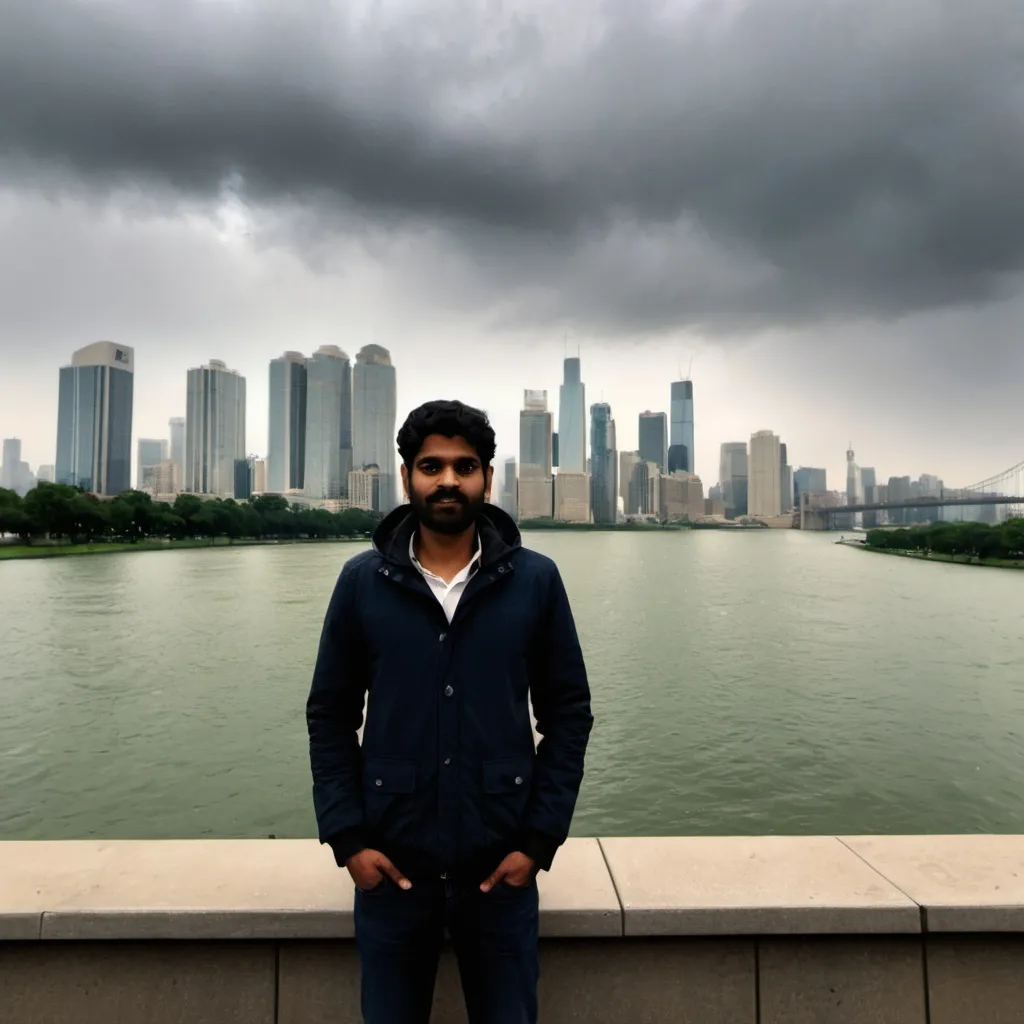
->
[444, 685, 454, 697]
[438, 632, 447, 642]
[514, 776, 523, 785]
[444, 757, 451, 766]
[375, 779, 383, 787]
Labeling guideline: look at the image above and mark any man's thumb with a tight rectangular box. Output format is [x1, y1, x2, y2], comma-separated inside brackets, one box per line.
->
[377, 854, 412, 890]
[480, 865, 506, 893]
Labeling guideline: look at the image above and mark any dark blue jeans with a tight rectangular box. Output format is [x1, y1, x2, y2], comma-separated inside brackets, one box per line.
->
[354, 874, 539, 1024]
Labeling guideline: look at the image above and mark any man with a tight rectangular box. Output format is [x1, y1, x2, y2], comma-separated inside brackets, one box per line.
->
[307, 399, 593, 1024]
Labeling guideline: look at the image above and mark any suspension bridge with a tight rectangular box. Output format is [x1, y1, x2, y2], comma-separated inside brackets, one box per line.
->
[801, 459, 1024, 530]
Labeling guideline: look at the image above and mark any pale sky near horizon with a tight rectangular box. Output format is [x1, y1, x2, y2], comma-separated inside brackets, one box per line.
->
[3, 0, 1024, 491]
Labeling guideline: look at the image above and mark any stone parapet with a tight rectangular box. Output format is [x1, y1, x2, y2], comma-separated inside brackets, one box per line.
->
[2, 835, 1023, 1022]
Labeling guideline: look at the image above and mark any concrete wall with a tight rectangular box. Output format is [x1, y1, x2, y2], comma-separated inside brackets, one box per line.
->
[2, 835, 1023, 1023]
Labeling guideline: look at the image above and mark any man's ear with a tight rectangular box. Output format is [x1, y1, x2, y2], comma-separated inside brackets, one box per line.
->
[484, 465, 494, 501]
[400, 463, 410, 501]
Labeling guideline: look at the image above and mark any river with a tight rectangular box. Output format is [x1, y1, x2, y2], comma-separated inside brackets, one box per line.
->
[2, 530, 1023, 841]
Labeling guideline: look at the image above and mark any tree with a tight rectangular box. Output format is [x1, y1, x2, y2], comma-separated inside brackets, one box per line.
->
[0, 488, 32, 542]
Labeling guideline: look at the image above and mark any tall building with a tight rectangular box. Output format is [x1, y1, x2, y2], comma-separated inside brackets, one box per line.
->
[748, 430, 782, 517]
[861, 467, 878, 527]
[590, 403, 617, 524]
[619, 451, 640, 513]
[638, 412, 668, 473]
[304, 345, 353, 500]
[518, 390, 553, 520]
[630, 460, 661, 516]
[348, 465, 380, 512]
[1, 439, 35, 496]
[252, 458, 267, 495]
[669, 379, 695, 474]
[719, 442, 749, 518]
[500, 457, 518, 520]
[557, 357, 586, 474]
[661, 471, 705, 522]
[779, 442, 793, 512]
[36, 465, 55, 484]
[185, 360, 247, 498]
[794, 467, 828, 508]
[169, 417, 185, 491]
[1, 439, 20, 490]
[141, 460, 179, 496]
[268, 351, 308, 493]
[55, 342, 134, 495]
[352, 345, 397, 512]
[554, 473, 590, 523]
[137, 438, 168, 490]
[846, 446, 862, 507]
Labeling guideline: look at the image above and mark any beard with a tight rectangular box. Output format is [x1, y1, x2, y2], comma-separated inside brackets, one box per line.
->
[409, 488, 486, 535]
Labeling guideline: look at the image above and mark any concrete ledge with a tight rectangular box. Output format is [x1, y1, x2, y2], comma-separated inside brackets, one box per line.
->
[599, 836, 921, 936]
[841, 835, 1024, 932]
[4, 836, 1024, 942]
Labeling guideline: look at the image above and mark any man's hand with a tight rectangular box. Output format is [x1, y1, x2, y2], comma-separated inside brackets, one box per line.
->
[480, 852, 537, 892]
[346, 849, 412, 891]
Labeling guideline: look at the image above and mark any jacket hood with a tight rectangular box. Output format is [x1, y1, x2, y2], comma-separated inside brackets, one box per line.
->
[372, 502, 522, 568]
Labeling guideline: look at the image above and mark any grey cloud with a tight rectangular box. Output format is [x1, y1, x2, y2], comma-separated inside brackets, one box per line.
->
[2, 0, 1023, 334]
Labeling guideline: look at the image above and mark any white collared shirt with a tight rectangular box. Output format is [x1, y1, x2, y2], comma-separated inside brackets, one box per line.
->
[409, 532, 482, 624]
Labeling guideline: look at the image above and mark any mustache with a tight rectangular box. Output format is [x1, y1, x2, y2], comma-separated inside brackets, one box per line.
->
[427, 489, 468, 504]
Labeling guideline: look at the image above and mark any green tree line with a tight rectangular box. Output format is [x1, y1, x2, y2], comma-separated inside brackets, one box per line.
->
[0, 483, 381, 545]
[866, 519, 1024, 560]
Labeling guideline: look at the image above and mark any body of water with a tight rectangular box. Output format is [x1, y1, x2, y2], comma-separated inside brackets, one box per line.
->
[2, 530, 1023, 841]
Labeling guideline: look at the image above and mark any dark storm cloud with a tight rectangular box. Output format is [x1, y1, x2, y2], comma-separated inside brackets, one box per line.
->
[2, 0, 1023, 334]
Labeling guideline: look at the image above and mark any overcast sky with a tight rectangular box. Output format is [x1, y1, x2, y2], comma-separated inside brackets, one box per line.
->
[2, 0, 1023, 491]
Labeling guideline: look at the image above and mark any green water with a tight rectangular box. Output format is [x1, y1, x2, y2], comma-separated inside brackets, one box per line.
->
[2, 530, 1023, 840]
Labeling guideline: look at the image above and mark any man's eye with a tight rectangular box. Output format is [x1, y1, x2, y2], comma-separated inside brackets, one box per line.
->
[456, 462, 478, 475]
[419, 464, 440, 474]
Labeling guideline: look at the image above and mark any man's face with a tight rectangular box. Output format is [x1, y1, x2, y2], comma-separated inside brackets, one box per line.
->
[402, 433, 493, 535]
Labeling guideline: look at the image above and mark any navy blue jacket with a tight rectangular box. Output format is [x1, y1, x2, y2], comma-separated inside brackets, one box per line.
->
[306, 504, 593, 881]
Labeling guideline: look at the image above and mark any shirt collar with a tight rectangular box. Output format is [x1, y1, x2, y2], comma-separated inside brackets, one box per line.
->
[409, 530, 482, 579]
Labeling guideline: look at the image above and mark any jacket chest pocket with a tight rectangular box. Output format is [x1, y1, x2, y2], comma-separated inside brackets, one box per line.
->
[481, 757, 532, 839]
[363, 758, 417, 831]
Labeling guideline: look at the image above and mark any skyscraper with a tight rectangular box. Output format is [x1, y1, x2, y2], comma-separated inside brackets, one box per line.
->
[304, 345, 353, 500]
[557, 357, 586, 475]
[352, 344, 398, 512]
[518, 390, 553, 520]
[185, 360, 247, 498]
[56, 342, 134, 495]
[268, 351, 308, 493]
[794, 467, 827, 508]
[1, 439, 20, 490]
[638, 412, 667, 473]
[169, 417, 185, 491]
[718, 442, 749, 518]
[136, 438, 168, 490]
[861, 467, 878, 528]
[669, 379, 695, 474]
[748, 430, 782, 517]
[619, 450, 639, 513]
[500, 457, 518, 521]
[590, 402, 617, 524]
[779, 442, 793, 512]
[1, 439, 35, 496]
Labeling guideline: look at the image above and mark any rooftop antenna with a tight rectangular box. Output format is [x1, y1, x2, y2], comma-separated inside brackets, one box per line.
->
[687, 356, 693, 381]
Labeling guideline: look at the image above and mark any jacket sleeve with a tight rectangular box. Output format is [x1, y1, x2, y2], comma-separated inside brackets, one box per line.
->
[519, 564, 594, 871]
[306, 561, 369, 867]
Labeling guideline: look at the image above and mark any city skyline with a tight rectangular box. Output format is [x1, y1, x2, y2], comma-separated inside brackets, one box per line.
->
[0, 340, 990, 507]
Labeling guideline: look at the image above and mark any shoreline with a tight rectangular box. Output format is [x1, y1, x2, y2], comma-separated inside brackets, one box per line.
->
[0, 536, 370, 561]
[839, 539, 1024, 570]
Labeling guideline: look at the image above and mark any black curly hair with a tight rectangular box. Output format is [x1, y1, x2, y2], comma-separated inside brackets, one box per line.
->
[396, 400, 497, 470]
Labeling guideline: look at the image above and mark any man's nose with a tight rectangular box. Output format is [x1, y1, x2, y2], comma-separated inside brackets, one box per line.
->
[438, 465, 459, 488]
